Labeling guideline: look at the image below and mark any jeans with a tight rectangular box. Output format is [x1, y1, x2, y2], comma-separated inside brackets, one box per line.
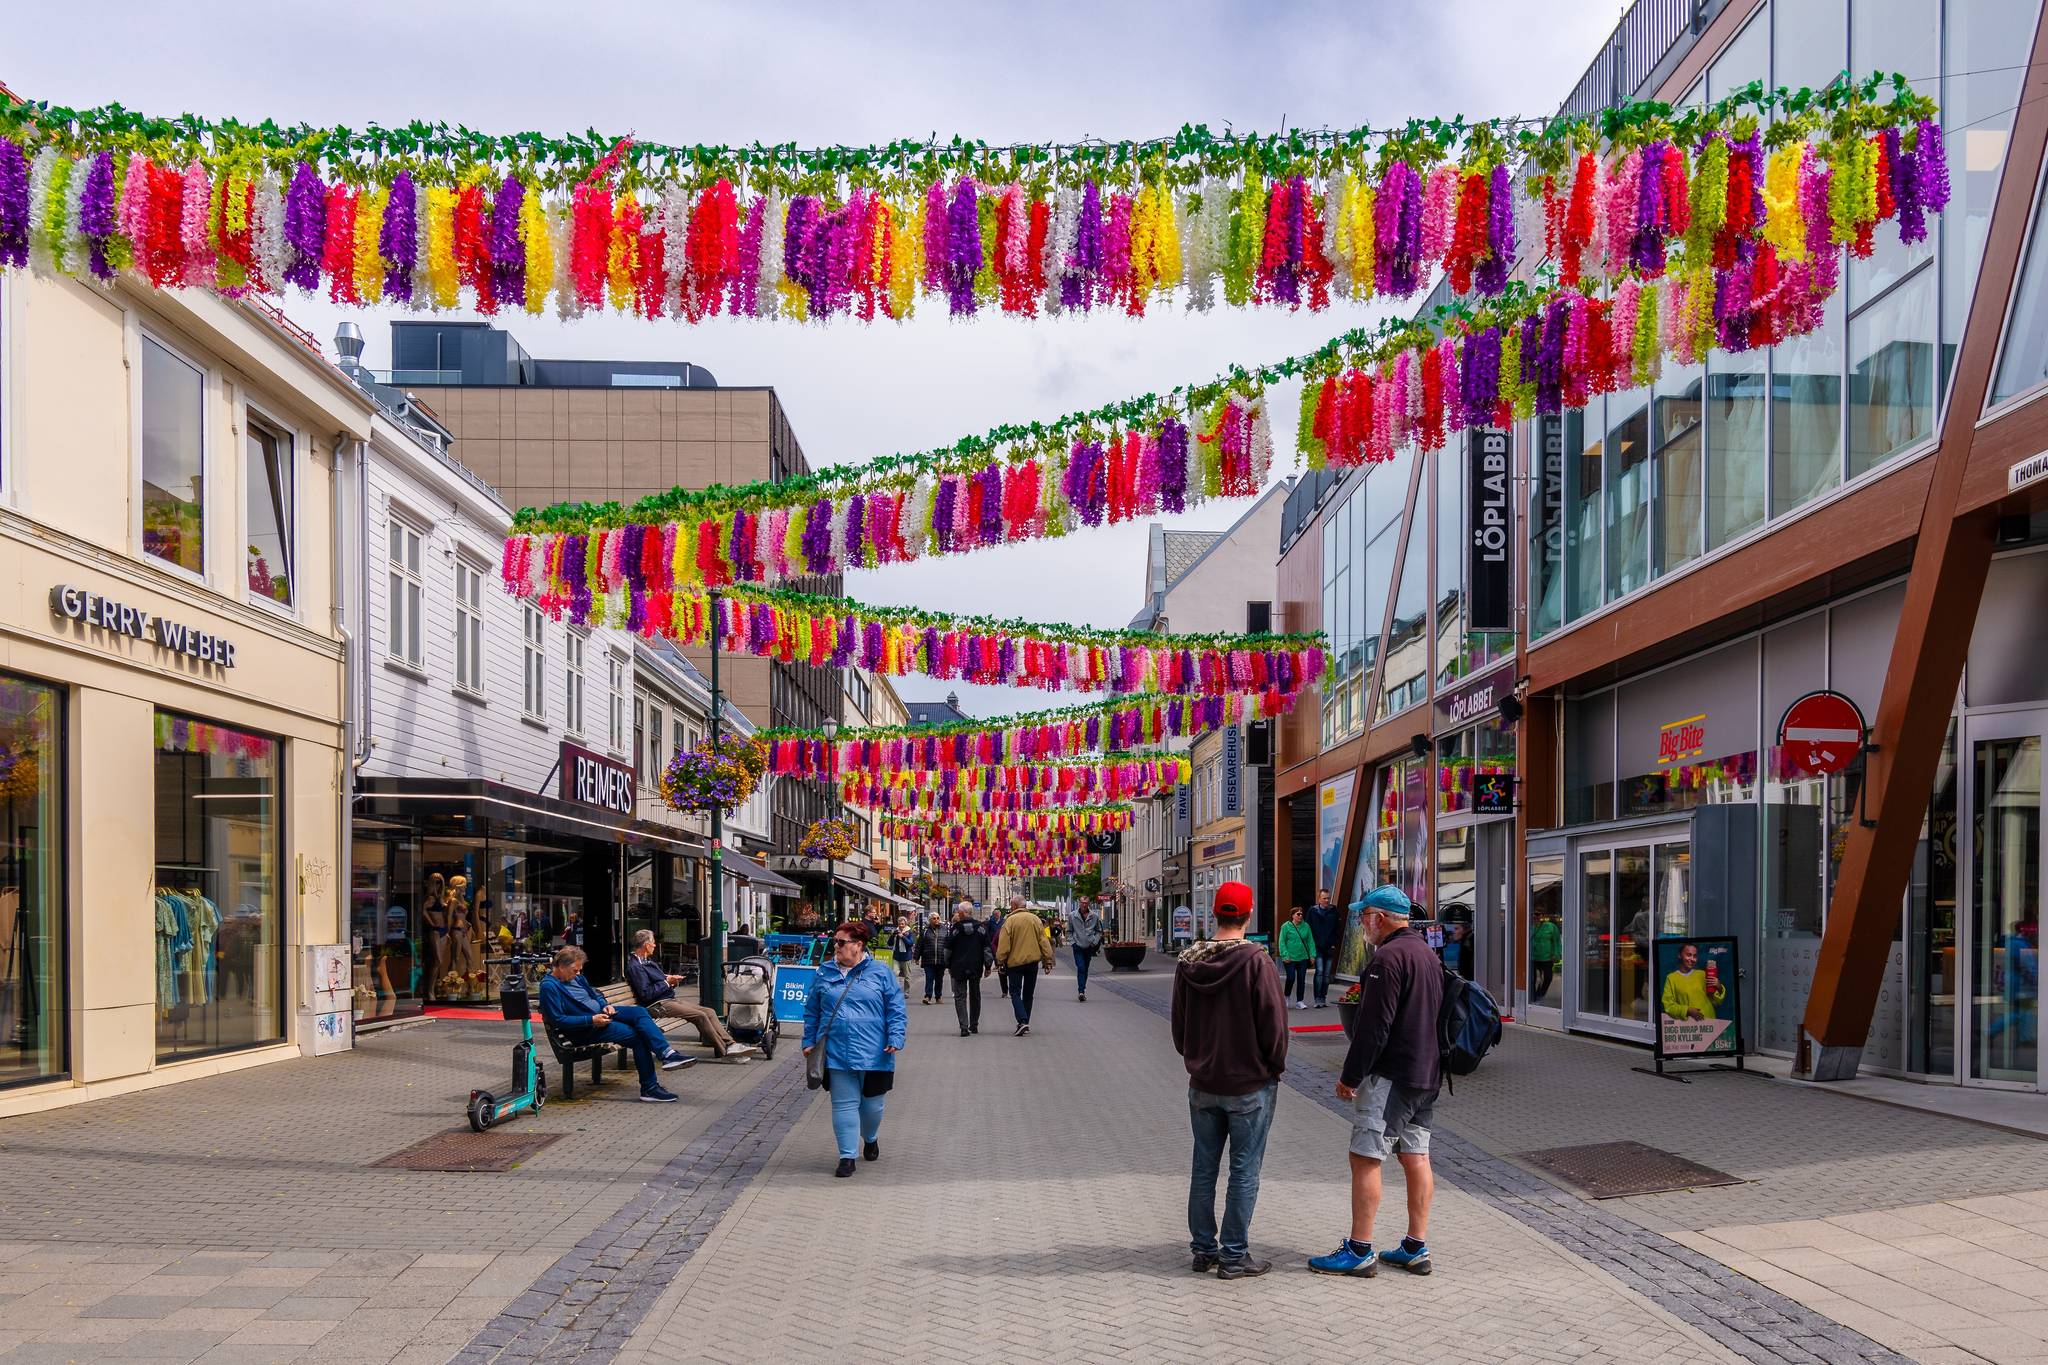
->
[580, 1005, 674, 1091]
[950, 972, 981, 1031]
[1188, 1082, 1279, 1264]
[1072, 947, 1093, 994]
[1007, 962, 1039, 1024]
[1313, 952, 1335, 1005]
[826, 1067, 887, 1160]
[921, 964, 946, 1001]
[1283, 960, 1309, 1002]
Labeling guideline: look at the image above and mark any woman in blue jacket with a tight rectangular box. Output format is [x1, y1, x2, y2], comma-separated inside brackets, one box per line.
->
[803, 919, 909, 1178]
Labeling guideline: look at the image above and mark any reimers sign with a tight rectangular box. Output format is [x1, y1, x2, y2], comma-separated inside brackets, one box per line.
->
[559, 740, 634, 815]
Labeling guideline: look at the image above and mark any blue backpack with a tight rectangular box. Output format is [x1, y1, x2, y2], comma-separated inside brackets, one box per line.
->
[1437, 968, 1503, 1091]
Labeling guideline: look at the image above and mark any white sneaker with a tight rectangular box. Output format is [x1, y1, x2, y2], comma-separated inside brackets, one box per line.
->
[723, 1045, 758, 1061]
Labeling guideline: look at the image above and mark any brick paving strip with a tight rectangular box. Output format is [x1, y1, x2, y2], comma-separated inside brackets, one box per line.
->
[450, 1053, 815, 1364]
[1102, 978, 1911, 1365]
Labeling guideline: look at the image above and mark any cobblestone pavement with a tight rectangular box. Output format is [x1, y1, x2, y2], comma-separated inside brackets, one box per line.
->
[619, 974, 1759, 1365]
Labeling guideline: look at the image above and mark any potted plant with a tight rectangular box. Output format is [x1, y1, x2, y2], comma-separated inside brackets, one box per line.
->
[1337, 980, 1362, 1038]
[1104, 940, 1148, 972]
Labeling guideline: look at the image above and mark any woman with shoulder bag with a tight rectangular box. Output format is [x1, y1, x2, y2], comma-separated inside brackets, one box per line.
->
[1278, 907, 1317, 1009]
[802, 920, 909, 1178]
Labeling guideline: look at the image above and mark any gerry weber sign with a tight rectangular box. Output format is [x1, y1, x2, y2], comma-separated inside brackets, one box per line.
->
[50, 584, 237, 668]
[559, 740, 635, 815]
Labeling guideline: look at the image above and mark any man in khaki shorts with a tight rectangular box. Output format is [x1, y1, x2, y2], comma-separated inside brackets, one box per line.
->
[1310, 885, 1442, 1278]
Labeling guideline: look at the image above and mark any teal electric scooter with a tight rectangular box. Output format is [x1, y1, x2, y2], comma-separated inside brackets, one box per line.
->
[467, 953, 551, 1131]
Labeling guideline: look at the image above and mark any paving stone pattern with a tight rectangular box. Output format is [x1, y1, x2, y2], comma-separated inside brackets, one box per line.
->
[1106, 976, 1912, 1365]
[620, 974, 1751, 1365]
[450, 1053, 815, 1365]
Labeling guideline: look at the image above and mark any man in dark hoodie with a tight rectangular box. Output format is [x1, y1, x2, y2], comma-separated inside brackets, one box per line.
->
[1170, 880, 1287, 1281]
[1306, 888, 1343, 1008]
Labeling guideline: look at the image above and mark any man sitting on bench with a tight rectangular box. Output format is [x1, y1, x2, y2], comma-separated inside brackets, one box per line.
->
[624, 930, 758, 1061]
[537, 946, 695, 1103]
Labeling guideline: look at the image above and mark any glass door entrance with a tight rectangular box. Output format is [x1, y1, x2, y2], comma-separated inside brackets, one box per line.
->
[1571, 829, 1690, 1039]
[1963, 716, 2042, 1087]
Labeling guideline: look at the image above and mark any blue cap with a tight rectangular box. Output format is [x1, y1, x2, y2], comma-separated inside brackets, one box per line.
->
[1349, 885, 1414, 917]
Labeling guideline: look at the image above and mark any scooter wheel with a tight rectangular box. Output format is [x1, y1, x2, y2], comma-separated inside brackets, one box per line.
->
[532, 1062, 548, 1111]
[467, 1093, 497, 1133]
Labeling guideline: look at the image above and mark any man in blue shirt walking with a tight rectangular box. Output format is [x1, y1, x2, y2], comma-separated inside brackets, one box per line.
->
[537, 946, 695, 1102]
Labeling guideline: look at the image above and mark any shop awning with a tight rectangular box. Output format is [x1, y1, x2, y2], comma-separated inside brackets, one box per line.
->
[833, 871, 916, 912]
[727, 859, 804, 896]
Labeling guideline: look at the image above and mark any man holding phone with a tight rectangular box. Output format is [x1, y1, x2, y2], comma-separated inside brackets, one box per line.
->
[538, 946, 695, 1103]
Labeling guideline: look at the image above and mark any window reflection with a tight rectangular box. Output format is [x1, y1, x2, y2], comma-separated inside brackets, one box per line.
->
[1849, 265, 1936, 475]
[1653, 365, 1703, 577]
[1606, 392, 1651, 600]
[1771, 294, 1844, 516]
[1706, 349, 1767, 548]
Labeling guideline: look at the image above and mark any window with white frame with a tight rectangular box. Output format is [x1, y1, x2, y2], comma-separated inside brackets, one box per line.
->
[634, 697, 647, 780]
[454, 559, 485, 696]
[672, 716, 686, 764]
[245, 414, 294, 607]
[608, 654, 626, 753]
[648, 703, 665, 782]
[564, 630, 586, 736]
[386, 517, 424, 668]
[141, 335, 206, 576]
[522, 604, 546, 719]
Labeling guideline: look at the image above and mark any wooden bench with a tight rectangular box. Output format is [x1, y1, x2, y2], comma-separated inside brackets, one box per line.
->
[538, 981, 702, 1101]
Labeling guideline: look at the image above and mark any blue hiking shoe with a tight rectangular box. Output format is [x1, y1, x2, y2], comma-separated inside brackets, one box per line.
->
[1308, 1239, 1378, 1277]
[1380, 1241, 1432, 1275]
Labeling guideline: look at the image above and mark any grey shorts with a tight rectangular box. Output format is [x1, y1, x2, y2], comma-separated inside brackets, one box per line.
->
[1350, 1076, 1438, 1160]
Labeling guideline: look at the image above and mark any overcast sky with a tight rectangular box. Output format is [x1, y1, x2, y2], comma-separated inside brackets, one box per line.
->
[8, 0, 1623, 715]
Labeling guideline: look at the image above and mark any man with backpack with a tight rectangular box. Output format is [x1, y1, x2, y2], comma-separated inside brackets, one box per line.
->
[1311, 884, 1442, 1279]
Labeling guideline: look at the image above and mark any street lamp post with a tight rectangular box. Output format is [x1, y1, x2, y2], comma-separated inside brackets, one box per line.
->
[823, 717, 841, 923]
[699, 589, 726, 1012]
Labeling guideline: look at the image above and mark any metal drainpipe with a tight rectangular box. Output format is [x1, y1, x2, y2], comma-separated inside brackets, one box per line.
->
[332, 433, 363, 960]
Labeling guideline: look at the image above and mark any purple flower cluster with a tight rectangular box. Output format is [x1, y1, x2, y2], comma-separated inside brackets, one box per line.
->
[1064, 442, 1107, 525]
[801, 496, 834, 575]
[1460, 325, 1503, 421]
[731, 194, 765, 315]
[490, 174, 525, 306]
[1157, 418, 1190, 514]
[381, 173, 417, 302]
[1063, 180, 1104, 310]
[0, 139, 26, 268]
[945, 179, 982, 315]
[1474, 164, 1514, 295]
[283, 162, 326, 292]
[1377, 162, 1425, 296]
[932, 476, 958, 554]
[78, 150, 117, 279]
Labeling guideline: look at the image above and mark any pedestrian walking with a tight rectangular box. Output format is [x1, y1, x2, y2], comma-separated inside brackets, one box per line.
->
[890, 916, 917, 993]
[984, 903, 1009, 996]
[1170, 880, 1286, 1280]
[1306, 888, 1342, 1008]
[995, 896, 1053, 1035]
[914, 911, 949, 1004]
[1277, 908, 1317, 1008]
[944, 903, 992, 1036]
[1065, 898, 1106, 1001]
[801, 920, 909, 1179]
[1310, 884, 1443, 1278]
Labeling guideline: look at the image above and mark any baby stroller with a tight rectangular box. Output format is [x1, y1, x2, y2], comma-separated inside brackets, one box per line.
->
[723, 951, 780, 1059]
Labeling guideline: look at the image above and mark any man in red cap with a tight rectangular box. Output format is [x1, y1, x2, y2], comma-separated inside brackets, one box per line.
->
[1170, 879, 1287, 1280]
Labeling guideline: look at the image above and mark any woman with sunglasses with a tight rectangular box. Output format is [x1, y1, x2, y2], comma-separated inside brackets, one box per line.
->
[802, 919, 909, 1177]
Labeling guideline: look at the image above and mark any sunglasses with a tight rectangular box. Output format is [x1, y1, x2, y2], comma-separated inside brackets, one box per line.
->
[832, 938, 861, 947]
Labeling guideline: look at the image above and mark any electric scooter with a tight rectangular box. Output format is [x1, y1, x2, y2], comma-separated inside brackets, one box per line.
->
[467, 953, 552, 1132]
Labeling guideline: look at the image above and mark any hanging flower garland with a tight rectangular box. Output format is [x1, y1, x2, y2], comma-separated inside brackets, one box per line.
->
[544, 583, 1323, 699]
[0, 77, 1934, 320]
[798, 817, 858, 861]
[842, 754, 1191, 797]
[762, 692, 1261, 779]
[846, 780, 1163, 816]
[501, 390, 1273, 596]
[880, 805, 1131, 836]
[658, 734, 768, 813]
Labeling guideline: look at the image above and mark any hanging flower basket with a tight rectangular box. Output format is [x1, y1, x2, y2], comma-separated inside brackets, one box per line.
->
[660, 735, 767, 814]
[799, 817, 857, 861]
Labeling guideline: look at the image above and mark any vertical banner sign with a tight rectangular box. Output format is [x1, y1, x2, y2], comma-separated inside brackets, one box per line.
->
[1174, 781, 1192, 838]
[1221, 725, 1243, 816]
[1538, 417, 1564, 601]
[1468, 427, 1513, 631]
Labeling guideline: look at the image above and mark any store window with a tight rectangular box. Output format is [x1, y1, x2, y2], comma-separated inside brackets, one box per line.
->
[454, 559, 485, 697]
[1528, 855, 1564, 1011]
[1378, 508, 1428, 720]
[1605, 390, 1651, 600]
[0, 674, 63, 1087]
[1652, 365, 1703, 577]
[1529, 416, 1566, 640]
[140, 335, 205, 576]
[154, 712, 281, 1061]
[1705, 348, 1767, 550]
[245, 416, 294, 608]
[522, 604, 546, 721]
[1436, 726, 1516, 817]
[1951, 2, 2038, 397]
[1992, 158, 2048, 408]
[648, 704, 666, 784]
[1565, 407, 1602, 622]
[387, 517, 423, 669]
[565, 630, 586, 736]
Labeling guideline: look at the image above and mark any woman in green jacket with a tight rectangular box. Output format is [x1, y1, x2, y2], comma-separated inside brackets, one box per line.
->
[1278, 908, 1317, 1009]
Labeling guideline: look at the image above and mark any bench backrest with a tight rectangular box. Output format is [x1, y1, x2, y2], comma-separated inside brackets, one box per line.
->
[599, 982, 636, 1008]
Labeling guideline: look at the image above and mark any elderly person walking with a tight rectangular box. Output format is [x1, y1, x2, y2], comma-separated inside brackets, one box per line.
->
[803, 919, 909, 1178]
[914, 911, 950, 1005]
[1065, 898, 1107, 1002]
[996, 896, 1055, 1036]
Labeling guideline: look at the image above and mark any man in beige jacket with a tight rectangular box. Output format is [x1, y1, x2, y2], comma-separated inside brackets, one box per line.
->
[995, 897, 1055, 1036]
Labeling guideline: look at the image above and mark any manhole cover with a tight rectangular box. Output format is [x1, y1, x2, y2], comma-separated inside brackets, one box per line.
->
[1515, 1140, 1744, 1199]
[372, 1129, 563, 1173]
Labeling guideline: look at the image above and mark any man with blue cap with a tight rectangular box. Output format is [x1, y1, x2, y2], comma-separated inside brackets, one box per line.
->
[1310, 884, 1442, 1279]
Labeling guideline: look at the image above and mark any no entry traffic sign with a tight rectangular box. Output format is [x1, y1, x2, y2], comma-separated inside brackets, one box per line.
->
[1778, 691, 1866, 776]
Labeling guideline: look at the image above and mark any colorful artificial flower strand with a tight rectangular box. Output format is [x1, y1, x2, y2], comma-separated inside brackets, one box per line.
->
[0, 76, 1939, 321]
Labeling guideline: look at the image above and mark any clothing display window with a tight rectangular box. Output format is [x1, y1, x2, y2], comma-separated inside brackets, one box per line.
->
[0, 675, 62, 1087]
[155, 712, 281, 1060]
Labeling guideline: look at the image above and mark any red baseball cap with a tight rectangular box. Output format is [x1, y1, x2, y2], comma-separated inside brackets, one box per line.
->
[1214, 881, 1254, 917]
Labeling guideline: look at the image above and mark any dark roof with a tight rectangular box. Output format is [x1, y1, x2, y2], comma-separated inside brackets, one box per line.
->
[905, 700, 971, 727]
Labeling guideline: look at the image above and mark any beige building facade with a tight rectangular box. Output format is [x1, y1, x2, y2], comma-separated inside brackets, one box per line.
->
[0, 272, 357, 1116]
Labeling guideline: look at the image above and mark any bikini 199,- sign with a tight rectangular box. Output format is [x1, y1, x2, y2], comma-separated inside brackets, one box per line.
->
[50, 584, 237, 667]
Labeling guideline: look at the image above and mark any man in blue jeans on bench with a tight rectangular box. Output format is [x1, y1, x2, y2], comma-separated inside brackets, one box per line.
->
[537, 946, 695, 1102]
